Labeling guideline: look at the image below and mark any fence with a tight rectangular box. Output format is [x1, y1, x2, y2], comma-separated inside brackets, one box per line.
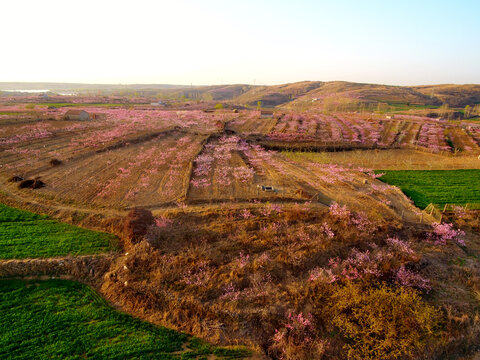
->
[423, 203, 480, 222]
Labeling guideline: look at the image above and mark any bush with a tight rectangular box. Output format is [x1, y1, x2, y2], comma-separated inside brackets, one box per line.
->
[49, 158, 62, 166]
[122, 208, 154, 246]
[328, 283, 442, 360]
[214, 103, 224, 110]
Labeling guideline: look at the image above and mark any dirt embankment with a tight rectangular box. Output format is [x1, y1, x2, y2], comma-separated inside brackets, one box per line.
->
[0, 254, 113, 287]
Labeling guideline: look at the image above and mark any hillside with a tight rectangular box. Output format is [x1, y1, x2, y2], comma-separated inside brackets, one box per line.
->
[413, 84, 480, 107]
[2, 81, 480, 109]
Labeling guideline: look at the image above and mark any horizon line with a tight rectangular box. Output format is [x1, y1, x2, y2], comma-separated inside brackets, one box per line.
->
[1, 80, 480, 88]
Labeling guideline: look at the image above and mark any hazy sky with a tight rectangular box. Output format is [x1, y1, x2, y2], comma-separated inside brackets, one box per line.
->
[1, 0, 479, 86]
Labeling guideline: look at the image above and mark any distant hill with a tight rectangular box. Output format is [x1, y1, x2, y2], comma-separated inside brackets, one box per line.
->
[0, 82, 184, 92]
[232, 81, 324, 106]
[2, 81, 479, 108]
[413, 84, 480, 107]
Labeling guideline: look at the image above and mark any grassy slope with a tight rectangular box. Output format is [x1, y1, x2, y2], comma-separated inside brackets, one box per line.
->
[377, 169, 480, 209]
[0, 203, 116, 259]
[0, 279, 249, 359]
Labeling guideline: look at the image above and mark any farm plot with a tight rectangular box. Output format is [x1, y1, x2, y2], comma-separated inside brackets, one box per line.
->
[0, 279, 249, 359]
[188, 136, 419, 219]
[228, 111, 480, 154]
[283, 149, 480, 170]
[445, 126, 479, 152]
[226, 110, 277, 135]
[187, 135, 322, 202]
[188, 136, 272, 202]
[262, 113, 404, 149]
[32, 133, 206, 208]
[0, 108, 228, 175]
[0, 203, 115, 259]
[376, 169, 480, 209]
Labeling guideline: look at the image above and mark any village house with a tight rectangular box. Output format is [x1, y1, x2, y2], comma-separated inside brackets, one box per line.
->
[63, 109, 90, 121]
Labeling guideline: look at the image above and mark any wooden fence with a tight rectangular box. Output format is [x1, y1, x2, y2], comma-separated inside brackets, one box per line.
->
[423, 203, 480, 222]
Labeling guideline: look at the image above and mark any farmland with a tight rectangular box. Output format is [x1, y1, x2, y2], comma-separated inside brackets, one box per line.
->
[283, 148, 480, 170]
[0, 279, 249, 359]
[0, 203, 116, 259]
[377, 170, 480, 209]
[229, 111, 480, 153]
[1, 91, 480, 359]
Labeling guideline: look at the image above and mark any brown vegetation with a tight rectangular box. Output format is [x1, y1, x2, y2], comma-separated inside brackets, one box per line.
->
[8, 175, 23, 182]
[93, 204, 480, 359]
[18, 178, 45, 189]
[49, 158, 62, 166]
[122, 208, 155, 246]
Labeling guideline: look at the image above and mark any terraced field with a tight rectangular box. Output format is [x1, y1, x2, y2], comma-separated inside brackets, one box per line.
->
[228, 111, 480, 153]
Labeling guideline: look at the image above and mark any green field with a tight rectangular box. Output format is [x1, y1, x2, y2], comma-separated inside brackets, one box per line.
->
[376, 169, 480, 209]
[386, 103, 440, 113]
[0, 203, 117, 259]
[0, 279, 249, 359]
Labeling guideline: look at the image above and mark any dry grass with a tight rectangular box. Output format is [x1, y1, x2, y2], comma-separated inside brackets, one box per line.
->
[283, 149, 480, 170]
[94, 203, 480, 359]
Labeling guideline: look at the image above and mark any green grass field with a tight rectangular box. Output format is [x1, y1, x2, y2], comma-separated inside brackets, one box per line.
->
[386, 103, 440, 113]
[376, 169, 480, 209]
[0, 279, 249, 359]
[0, 203, 117, 259]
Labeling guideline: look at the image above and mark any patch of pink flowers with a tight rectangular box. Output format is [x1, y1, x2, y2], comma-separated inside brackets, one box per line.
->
[428, 222, 466, 246]
[320, 222, 335, 239]
[395, 265, 431, 292]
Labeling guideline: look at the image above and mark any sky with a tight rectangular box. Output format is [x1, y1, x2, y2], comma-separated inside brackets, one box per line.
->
[1, 0, 479, 86]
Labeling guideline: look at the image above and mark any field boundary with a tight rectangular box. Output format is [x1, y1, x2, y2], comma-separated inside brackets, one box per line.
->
[0, 254, 112, 284]
[424, 203, 480, 222]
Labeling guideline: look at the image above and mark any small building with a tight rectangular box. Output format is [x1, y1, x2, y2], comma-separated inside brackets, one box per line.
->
[64, 109, 90, 121]
[150, 101, 165, 106]
[260, 110, 274, 118]
[258, 185, 277, 192]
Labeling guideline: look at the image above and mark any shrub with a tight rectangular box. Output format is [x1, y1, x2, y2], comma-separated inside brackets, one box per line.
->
[428, 222, 465, 246]
[328, 283, 442, 360]
[122, 208, 155, 246]
[18, 178, 44, 189]
[8, 175, 23, 182]
[269, 311, 328, 360]
[49, 158, 62, 166]
[214, 103, 224, 110]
